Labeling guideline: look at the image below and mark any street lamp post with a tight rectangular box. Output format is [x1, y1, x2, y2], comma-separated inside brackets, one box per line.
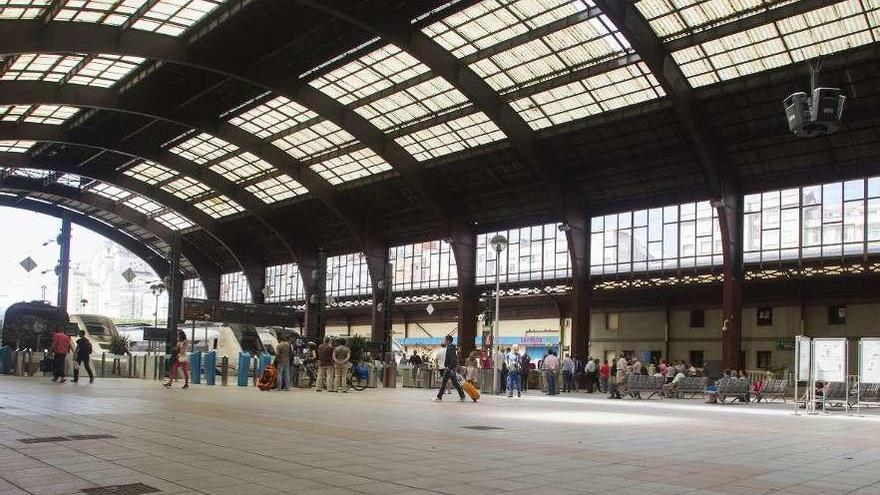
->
[149, 283, 165, 329]
[490, 234, 508, 395]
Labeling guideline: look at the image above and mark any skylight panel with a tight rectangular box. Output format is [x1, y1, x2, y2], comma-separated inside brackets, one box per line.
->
[309, 148, 392, 186]
[512, 80, 601, 129]
[90, 182, 131, 201]
[470, 18, 630, 92]
[585, 63, 665, 111]
[124, 195, 163, 215]
[0, 0, 51, 19]
[309, 44, 430, 105]
[168, 132, 238, 164]
[67, 54, 145, 88]
[155, 211, 193, 230]
[245, 174, 308, 203]
[123, 161, 177, 185]
[354, 77, 471, 131]
[23, 105, 80, 125]
[0, 54, 84, 82]
[10, 167, 50, 179]
[53, 0, 148, 25]
[209, 152, 274, 182]
[194, 195, 244, 218]
[272, 120, 356, 160]
[228, 96, 318, 139]
[423, 0, 590, 58]
[132, 0, 225, 37]
[57, 173, 81, 187]
[635, 0, 785, 41]
[672, 1, 877, 87]
[0, 140, 35, 152]
[394, 112, 505, 161]
[0, 105, 29, 122]
[161, 176, 210, 200]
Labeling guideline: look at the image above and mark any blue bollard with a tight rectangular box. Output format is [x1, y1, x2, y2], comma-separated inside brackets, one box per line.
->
[0, 346, 9, 374]
[237, 352, 250, 386]
[189, 351, 202, 384]
[204, 351, 216, 386]
[257, 352, 271, 377]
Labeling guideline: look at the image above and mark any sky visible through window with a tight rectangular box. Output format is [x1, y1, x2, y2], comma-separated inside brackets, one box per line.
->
[0, 207, 162, 319]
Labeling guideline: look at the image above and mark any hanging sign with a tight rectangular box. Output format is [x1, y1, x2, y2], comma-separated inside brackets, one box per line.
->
[20, 256, 37, 273]
[122, 267, 137, 283]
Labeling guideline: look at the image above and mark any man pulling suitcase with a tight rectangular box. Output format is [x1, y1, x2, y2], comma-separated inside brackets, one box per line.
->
[431, 335, 466, 402]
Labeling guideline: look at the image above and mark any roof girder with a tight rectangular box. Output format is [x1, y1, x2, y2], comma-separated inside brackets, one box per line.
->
[592, 0, 734, 197]
[0, 149, 243, 272]
[0, 19, 465, 245]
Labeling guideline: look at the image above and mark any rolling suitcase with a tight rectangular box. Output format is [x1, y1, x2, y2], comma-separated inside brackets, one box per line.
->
[459, 373, 479, 402]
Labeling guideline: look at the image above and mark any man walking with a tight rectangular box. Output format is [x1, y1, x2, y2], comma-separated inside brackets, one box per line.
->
[432, 335, 465, 402]
[316, 337, 334, 392]
[543, 349, 560, 395]
[50, 327, 70, 383]
[73, 330, 94, 383]
[561, 353, 574, 393]
[333, 338, 351, 393]
[275, 336, 292, 391]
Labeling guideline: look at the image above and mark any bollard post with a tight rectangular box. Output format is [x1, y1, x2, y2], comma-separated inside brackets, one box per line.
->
[100, 352, 106, 378]
[190, 351, 202, 384]
[205, 351, 216, 386]
[221, 356, 229, 386]
[143, 353, 148, 380]
[153, 354, 159, 380]
[238, 352, 250, 386]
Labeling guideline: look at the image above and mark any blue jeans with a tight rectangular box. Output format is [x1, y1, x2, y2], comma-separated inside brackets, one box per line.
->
[547, 372, 557, 395]
[276, 363, 290, 390]
[563, 370, 573, 392]
[506, 371, 521, 396]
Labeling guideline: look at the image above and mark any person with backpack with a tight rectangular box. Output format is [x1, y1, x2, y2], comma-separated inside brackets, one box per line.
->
[431, 335, 465, 402]
[50, 327, 71, 383]
[73, 330, 94, 384]
[505, 344, 522, 398]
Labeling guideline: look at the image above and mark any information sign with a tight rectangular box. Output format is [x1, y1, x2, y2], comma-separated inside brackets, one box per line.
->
[796, 335, 811, 381]
[860, 338, 880, 383]
[813, 338, 846, 382]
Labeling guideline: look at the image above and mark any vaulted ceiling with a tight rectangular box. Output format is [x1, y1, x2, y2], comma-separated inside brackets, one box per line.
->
[0, 0, 877, 281]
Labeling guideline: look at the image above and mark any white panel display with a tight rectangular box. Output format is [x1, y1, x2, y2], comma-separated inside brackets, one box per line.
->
[813, 338, 847, 383]
[796, 335, 811, 381]
[860, 339, 880, 383]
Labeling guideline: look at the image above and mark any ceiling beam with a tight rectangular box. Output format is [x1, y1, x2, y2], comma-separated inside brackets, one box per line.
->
[1, 176, 222, 283]
[0, 20, 466, 244]
[0, 186, 179, 280]
[0, 150, 242, 273]
[593, 0, 736, 198]
[291, 0, 574, 213]
[0, 120, 303, 264]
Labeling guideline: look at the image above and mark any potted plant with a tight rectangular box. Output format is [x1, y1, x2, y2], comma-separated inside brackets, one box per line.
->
[108, 334, 131, 375]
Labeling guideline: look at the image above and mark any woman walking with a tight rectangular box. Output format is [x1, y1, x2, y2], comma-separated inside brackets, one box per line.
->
[164, 330, 190, 389]
[465, 350, 479, 385]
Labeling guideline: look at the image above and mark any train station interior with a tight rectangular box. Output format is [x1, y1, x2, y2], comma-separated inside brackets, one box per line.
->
[1, 0, 880, 494]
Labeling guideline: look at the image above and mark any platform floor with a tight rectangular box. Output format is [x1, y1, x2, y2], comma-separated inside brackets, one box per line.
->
[1, 377, 880, 495]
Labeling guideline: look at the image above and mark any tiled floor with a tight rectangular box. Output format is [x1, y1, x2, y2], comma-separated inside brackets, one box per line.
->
[1, 377, 880, 495]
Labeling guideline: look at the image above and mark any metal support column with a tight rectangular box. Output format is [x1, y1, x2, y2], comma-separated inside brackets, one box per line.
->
[202, 275, 221, 300]
[56, 213, 71, 325]
[304, 250, 327, 340]
[165, 233, 182, 359]
[453, 228, 477, 358]
[716, 195, 743, 370]
[244, 265, 267, 304]
[565, 206, 591, 359]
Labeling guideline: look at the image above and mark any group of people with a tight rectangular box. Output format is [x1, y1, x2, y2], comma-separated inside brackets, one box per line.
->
[47, 327, 95, 384]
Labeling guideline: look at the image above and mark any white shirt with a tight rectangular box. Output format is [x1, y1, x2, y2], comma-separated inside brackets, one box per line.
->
[493, 350, 505, 371]
[617, 357, 628, 371]
[585, 360, 597, 373]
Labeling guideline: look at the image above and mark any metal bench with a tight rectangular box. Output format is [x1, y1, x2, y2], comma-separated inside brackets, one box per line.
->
[707, 377, 751, 403]
[755, 379, 789, 403]
[625, 374, 665, 399]
[663, 376, 706, 398]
